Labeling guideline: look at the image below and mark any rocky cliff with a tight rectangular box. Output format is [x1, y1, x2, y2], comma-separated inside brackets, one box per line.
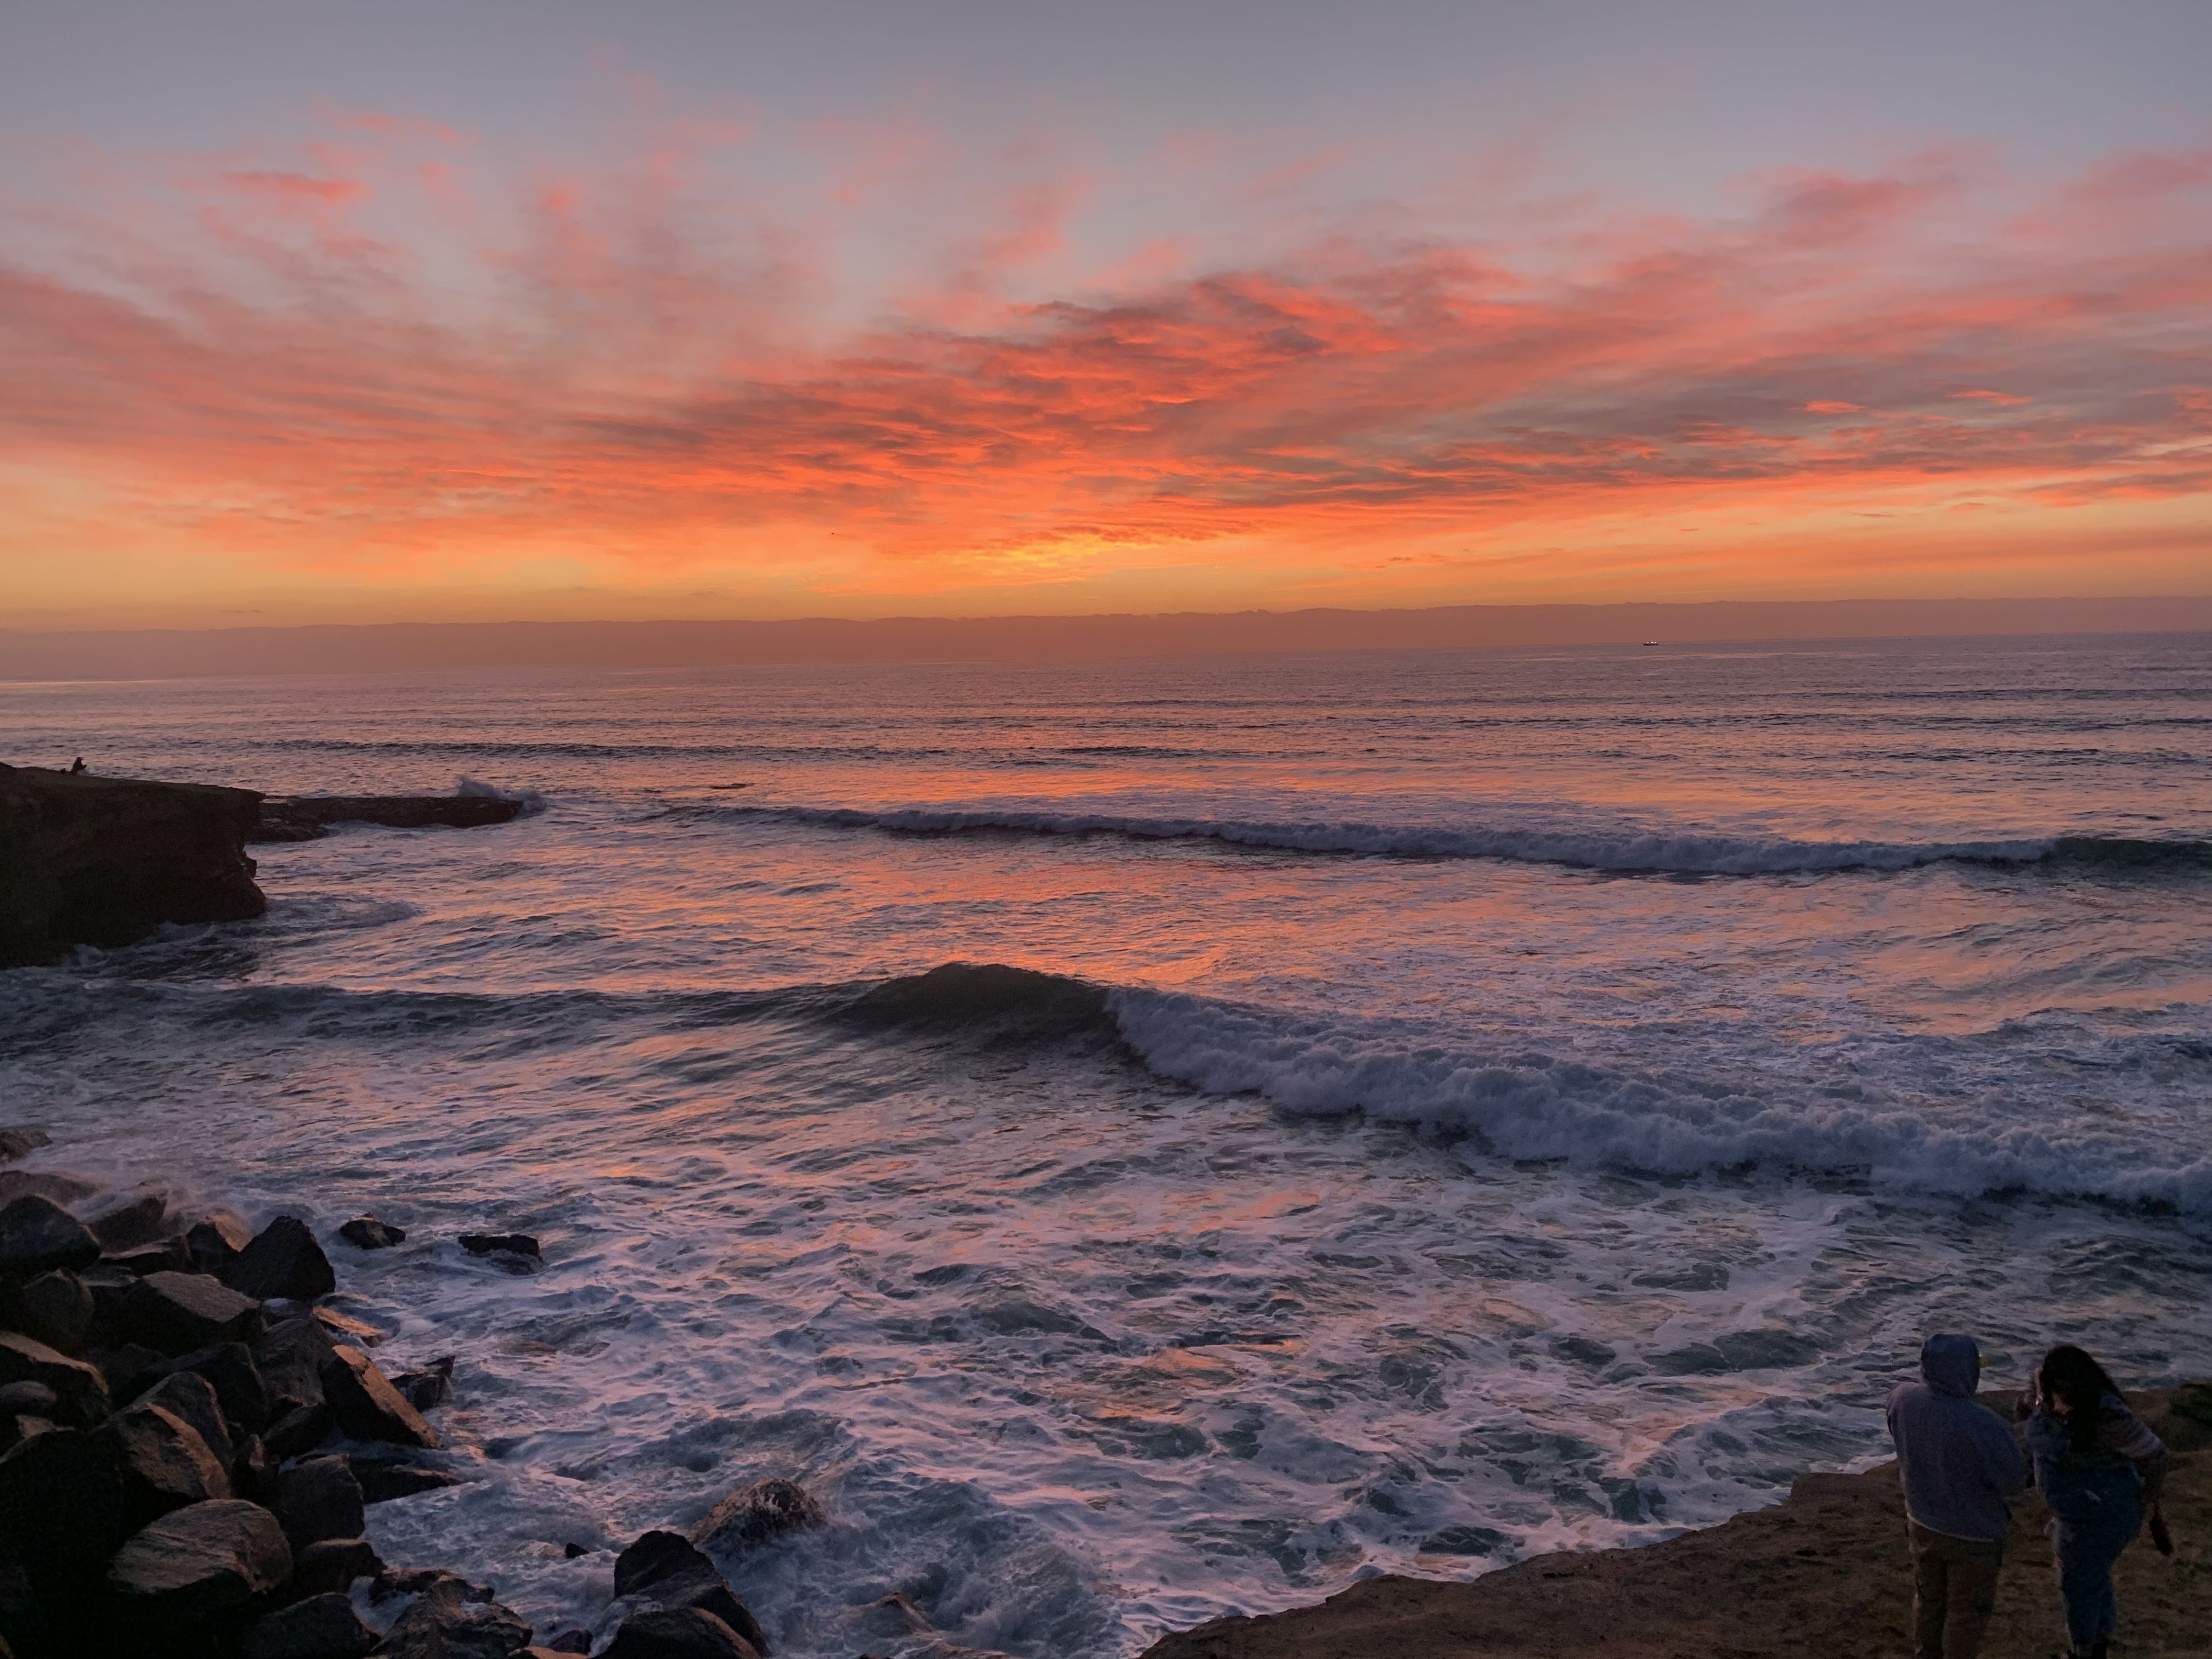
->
[0, 765, 266, 964]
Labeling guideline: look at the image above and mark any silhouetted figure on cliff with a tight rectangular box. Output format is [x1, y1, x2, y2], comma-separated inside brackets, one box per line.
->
[69, 756, 86, 774]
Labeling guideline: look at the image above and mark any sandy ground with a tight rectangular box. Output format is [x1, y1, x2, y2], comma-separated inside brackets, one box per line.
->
[1141, 1383, 2211, 1659]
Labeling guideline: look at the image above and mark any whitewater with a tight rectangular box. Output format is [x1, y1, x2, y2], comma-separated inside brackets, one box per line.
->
[3, 632, 2210, 1656]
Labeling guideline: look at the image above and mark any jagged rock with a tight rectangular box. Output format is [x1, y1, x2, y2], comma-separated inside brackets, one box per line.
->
[352, 1458, 460, 1503]
[224, 1217, 336, 1304]
[393, 1356, 455, 1412]
[318, 1346, 438, 1449]
[82, 1187, 170, 1251]
[3, 1268, 93, 1353]
[0, 765, 266, 962]
[691, 1477, 827, 1553]
[241, 1590, 375, 1659]
[272, 1455, 364, 1550]
[612, 1532, 768, 1655]
[0, 1170, 98, 1207]
[87, 1341, 166, 1401]
[120, 1269, 266, 1355]
[0, 1195, 101, 1278]
[256, 1316, 339, 1413]
[0, 1381, 57, 1417]
[133, 1369, 236, 1469]
[109, 1237, 198, 1276]
[458, 1233, 540, 1262]
[263, 1404, 334, 1462]
[336, 1216, 405, 1251]
[377, 1568, 493, 1601]
[0, 1331, 110, 1425]
[311, 1306, 384, 1347]
[106, 1498, 291, 1626]
[0, 1127, 52, 1164]
[287, 1536, 382, 1599]
[104, 1400, 232, 1526]
[187, 1210, 255, 1272]
[235, 1432, 274, 1503]
[375, 1577, 531, 1659]
[602, 1608, 760, 1659]
[146, 1341, 273, 1436]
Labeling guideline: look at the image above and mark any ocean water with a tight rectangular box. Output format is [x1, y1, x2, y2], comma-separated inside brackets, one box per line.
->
[3, 632, 2210, 1656]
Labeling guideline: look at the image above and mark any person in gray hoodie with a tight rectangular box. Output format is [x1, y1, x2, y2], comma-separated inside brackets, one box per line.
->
[1887, 1333, 2028, 1659]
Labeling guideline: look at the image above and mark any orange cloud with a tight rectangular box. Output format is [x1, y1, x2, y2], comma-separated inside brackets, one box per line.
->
[1, 122, 2209, 622]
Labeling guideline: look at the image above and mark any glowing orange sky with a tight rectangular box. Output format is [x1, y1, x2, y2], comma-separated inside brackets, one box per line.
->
[2, 119, 2209, 627]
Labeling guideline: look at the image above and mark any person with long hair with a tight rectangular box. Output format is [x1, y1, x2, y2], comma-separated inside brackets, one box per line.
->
[2019, 1345, 2169, 1659]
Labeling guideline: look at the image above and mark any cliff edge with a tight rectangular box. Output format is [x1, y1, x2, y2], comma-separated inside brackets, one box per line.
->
[0, 764, 266, 963]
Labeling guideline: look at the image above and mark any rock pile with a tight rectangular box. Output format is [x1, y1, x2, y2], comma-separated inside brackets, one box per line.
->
[0, 1170, 786, 1659]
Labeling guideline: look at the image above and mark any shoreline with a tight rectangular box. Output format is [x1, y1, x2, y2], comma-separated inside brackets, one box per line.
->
[1139, 1384, 2210, 1658]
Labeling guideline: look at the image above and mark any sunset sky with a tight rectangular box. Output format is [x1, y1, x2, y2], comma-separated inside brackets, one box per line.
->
[3, 0, 2208, 629]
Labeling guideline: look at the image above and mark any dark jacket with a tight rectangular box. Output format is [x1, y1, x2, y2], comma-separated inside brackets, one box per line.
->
[1886, 1333, 2027, 1541]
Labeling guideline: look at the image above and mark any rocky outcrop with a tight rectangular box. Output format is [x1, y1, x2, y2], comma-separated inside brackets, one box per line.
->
[250, 795, 525, 843]
[0, 764, 264, 963]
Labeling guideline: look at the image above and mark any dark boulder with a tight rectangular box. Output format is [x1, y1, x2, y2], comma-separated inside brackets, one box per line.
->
[318, 1346, 438, 1449]
[0, 765, 265, 962]
[132, 1370, 236, 1470]
[0, 1195, 100, 1279]
[241, 1590, 375, 1659]
[255, 1316, 338, 1413]
[0, 1333, 110, 1426]
[0, 1381, 56, 1417]
[103, 1401, 232, 1527]
[147, 1341, 272, 1437]
[263, 1404, 334, 1463]
[106, 1498, 291, 1627]
[375, 1577, 531, 1659]
[271, 1455, 364, 1551]
[234, 1433, 274, 1503]
[602, 1608, 761, 1659]
[120, 1270, 266, 1355]
[691, 1477, 826, 1553]
[613, 1532, 768, 1655]
[82, 1187, 170, 1251]
[0, 1127, 52, 1164]
[0, 1171, 98, 1208]
[186, 1210, 254, 1272]
[458, 1233, 540, 1262]
[352, 1458, 460, 1503]
[109, 1238, 198, 1277]
[0, 1425, 128, 1583]
[3, 1269, 92, 1354]
[311, 1306, 386, 1348]
[224, 1218, 335, 1304]
[335, 1216, 405, 1251]
[538, 1633, 595, 1655]
[87, 1341, 166, 1403]
[287, 1536, 382, 1599]
[251, 795, 524, 843]
[392, 1356, 455, 1413]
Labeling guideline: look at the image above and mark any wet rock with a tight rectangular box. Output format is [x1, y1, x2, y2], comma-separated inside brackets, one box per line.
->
[0, 1170, 99, 1208]
[287, 1536, 383, 1599]
[613, 1532, 768, 1654]
[224, 1217, 336, 1304]
[3, 1268, 93, 1354]
[393, 1356, 455, 1412]
[311, 1305, 385, 1347]
[538, 1633, 594, 1655]
[336, 1216, 405, 1251]
[107, 1498, 291, 1627]
[0, 1194, 101, 1279]
[242, 1590, 375, 1659]
[252, 794, 524, 843]
[146, 1340, 273, 1437]
[458, 1233, 541, 1265]
[186, 1209, 255, 1272]
[255, 1316, 339, 1413]
[263, 1404, 334, 1462]
[691, 1477, 827, 1554]
[603, 1608, 760, 1659]
[82, 1187, 170, 1251]
[0, 1127, 52, 1164]
[352, 1458, 460, 1503]
[0, 1331, 111, 1425]
[376, 1568, 494, 1601]
[121, 1269, 266, 1355]
[104, 1400, 232, 1526]
[0, 1381, 57, 1417]
[318, 1346, 438, 1449]
[272, 1455, 364, 1550]
[854, 1594, 933, 1641]
[133, 1369, 237, 1469]
[110, 1237, 198, 1277]
[375, 1577, 531, 1659]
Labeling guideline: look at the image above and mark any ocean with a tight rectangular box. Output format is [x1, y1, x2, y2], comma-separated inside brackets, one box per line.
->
[3, 631, 2209, 1656]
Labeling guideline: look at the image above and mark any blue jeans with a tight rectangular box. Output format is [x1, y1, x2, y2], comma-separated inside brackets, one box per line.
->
[2051, 1494, 2142, 1651]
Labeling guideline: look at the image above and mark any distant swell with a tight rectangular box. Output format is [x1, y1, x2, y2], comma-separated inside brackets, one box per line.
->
[681, 802, 2212, 877]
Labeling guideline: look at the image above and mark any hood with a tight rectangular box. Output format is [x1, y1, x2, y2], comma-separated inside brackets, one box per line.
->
[1921, 1332, 1982, 1398]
